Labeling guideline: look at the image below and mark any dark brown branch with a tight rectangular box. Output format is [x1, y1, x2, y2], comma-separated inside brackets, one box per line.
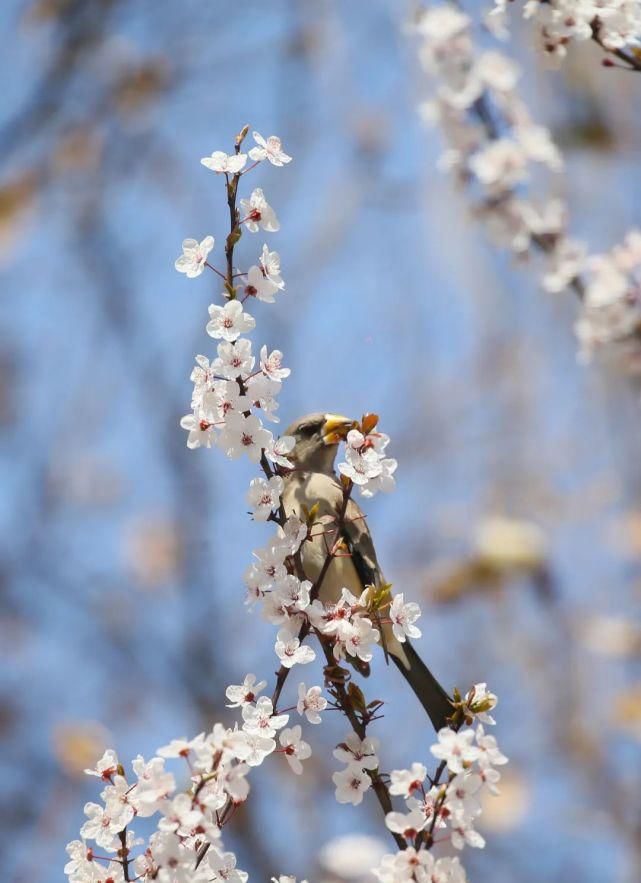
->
[315, 635, 407, 851]
[119, 829, 131, 881]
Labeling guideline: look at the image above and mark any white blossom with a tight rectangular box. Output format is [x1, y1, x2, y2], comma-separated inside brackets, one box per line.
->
[450, 811, 486, 851]
[332, 763, 372, 806]
[274, 628, 316, 668]
[249, 132, 292, 166]
[147, 831, 193, 881]
[338, 428, 397, 497]
[388, 762, 428, 798]
[225, 673, 267, 708]
[491, 0, 641, 66]
[241, 264, 280, 303]
[238, 731, 277, 767]
[263, 582, 307, 627]
[265, 434, 296, 468]
[445, 773, 483, 823]
[372, 849, 467, 883]
[297, 683, 328, 724]
[157, 734, 204, 759]
[276, 514, 307, 555]
[206, 300, 256, 342]
[84, 749, 120, 780]
[202, 380, 249, 423]
[259, 244, 285, 288]
[242, 696, 289, 738]
[260, 345, 291, 380]
[389, 593, 422, 643]
[247, 475, 284, 521]
[247, 545, 288, 589]
[469, 139, 528, 192]
[430, 727, 479, 774]
[240, 187, 280, 232]
[201, 151, 247, 174]
[278, 725, 312, 774]
[336, 616, 380, 663]
[80, 800, 130, 850]
[213, 339, 255, 380]
[475, 724, 509, 769]
[333, 732, 379, 770]
[174, 236, 214, 278]
[180, 411, 217, 449]
[217, 412, 272, 462]
[132, 755, 175, 815]
[338, 446, 382, 486]
[208, 848, 248, 883]
[245, 373, 282, 423]
[385, 808, 427, 837]
[158, 792, 202, 836]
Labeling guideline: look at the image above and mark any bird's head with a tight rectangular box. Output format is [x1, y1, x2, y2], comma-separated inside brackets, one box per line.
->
[283, 412, 356, 473]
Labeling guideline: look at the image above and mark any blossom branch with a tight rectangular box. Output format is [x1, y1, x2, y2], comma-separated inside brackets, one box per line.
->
[66, 126, 508, 883]
[315, 634, 407, 851]
[414, 3, 641, 375]
[490, 2, 641, 72]
[185, 131, 405, 849]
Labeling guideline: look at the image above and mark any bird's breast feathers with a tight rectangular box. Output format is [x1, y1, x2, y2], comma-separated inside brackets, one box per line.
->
[282, 472, 361, 605]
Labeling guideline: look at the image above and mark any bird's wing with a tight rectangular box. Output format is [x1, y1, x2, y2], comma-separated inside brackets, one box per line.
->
[343, 500, 385, 587]
[341, 496, 402, 664]
[343, 493, 453, 727]
[341, 496, 384, 590]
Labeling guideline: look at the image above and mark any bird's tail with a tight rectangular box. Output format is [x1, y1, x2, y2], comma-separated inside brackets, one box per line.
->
[390, 639, 452, 732]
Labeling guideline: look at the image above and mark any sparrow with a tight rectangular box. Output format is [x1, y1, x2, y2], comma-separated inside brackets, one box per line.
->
[280, 412, 452, 732]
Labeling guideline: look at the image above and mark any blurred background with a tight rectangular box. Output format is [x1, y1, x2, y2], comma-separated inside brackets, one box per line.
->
[2, 1, 641, 881]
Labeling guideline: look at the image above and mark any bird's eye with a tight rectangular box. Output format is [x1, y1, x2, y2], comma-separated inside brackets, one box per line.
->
[299, 423, 316, 437]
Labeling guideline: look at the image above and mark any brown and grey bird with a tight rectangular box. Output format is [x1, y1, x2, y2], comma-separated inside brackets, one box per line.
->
[281, 412, 452, 732]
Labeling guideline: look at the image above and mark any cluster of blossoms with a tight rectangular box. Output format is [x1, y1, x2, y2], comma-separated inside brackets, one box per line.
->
[373, 685, 506, 883]
[177, 136, 401, 480]
[489, 0, 641, 66]
[576, 229, 641, 369]
[414, 6, 565, 261]
[245, 512, 420, 669]
[66, 128, 507, 883]
[178, 130, 291, 456]
[243, 477, 421, 671]
[338, 423, 398, 497]
[66, 681, 506, 883]
[412, 4, 641, 373]
[332, 732, 381, 806]
[65, 670, 323, 883]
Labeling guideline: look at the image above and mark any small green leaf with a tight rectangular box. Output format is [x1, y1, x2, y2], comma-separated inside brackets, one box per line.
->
[367, 581, 393, 613]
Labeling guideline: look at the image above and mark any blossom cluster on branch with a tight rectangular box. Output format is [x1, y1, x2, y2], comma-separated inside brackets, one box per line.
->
[489, 0, 641, 70]
[65, 682, 504, 883]
[412, 4, 641, 374]
[374, 687, 506, 882]
[65, 127, 507, 883]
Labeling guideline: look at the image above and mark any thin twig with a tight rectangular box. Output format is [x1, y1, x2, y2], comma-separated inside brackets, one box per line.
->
[119, 829, 131, 881]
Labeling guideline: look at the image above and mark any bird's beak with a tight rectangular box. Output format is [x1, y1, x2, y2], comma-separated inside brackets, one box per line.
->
[322, 414, 355, 445]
